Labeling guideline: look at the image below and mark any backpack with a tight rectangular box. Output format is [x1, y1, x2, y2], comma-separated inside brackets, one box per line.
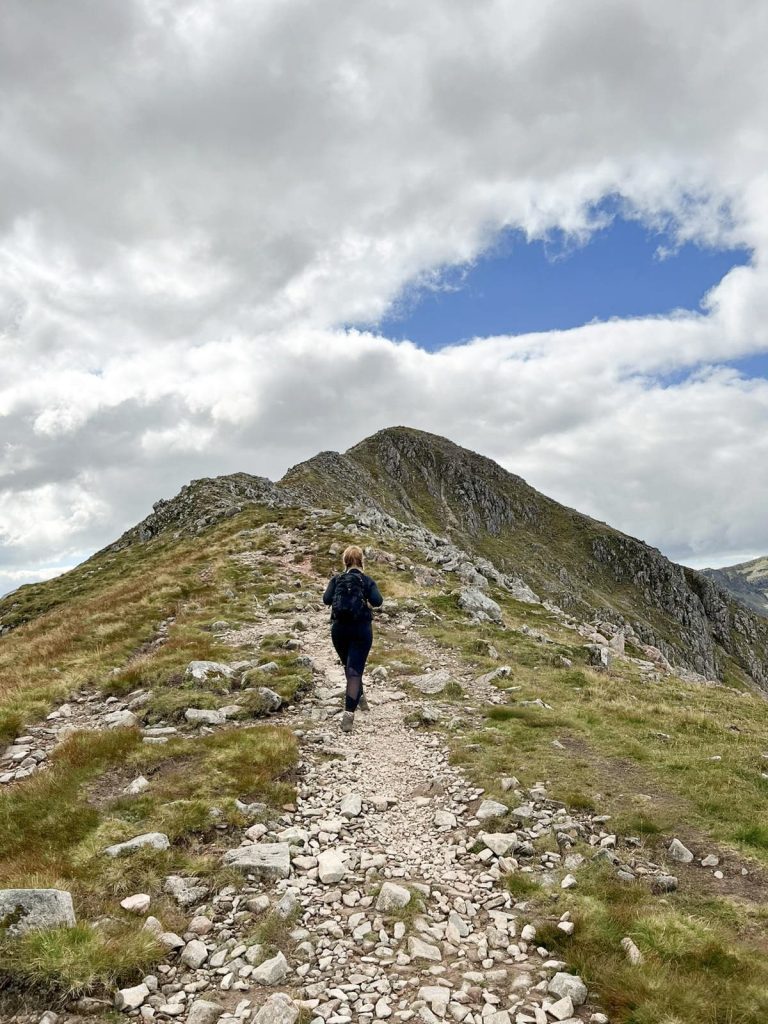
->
[332, 570, 368, 622]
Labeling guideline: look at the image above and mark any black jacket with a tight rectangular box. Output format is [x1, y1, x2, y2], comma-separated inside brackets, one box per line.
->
[323, 568, 383, 622]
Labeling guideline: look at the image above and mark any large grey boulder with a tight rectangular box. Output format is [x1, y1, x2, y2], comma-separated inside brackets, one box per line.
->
[180, 939, 209, 969]
[187, 1000, 225, 1024]
[0, 889, 76, 936]
[668, 838, 694, 863]
[458, 588, 503, 623]
[317, 850, 347, 884]
[114, 983, 149, 1011]
[476, 799, 508, 821]
[185, 661, 234, 682]
[376, 882, 411, 912]
[252, 993, 299, 1024]
[104, 709, 139, 729]
[407, 935, 442, 961]
[104, 833, 170, 857]
[223, 843, 291, 878]
[340, 793, 363, 818]
[252, 950, 289, 985]
[185, 708, 225, 726]
[257, 687, 283, 712]
[481, 833, 518, 856]
[409, 669, 451, 694]
[547, 972, 588, 1006]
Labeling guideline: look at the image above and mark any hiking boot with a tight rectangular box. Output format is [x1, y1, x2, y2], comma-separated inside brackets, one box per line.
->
[357, 693, 370, 712]
[340, 711, 355, 733]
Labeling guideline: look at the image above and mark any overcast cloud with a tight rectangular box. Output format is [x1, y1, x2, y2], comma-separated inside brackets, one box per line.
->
[2, 0, 768, 595]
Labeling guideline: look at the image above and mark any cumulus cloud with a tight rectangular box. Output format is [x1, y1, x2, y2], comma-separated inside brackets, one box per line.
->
[1, 0, 768, 593]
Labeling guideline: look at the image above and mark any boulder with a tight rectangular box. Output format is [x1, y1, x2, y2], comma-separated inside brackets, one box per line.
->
[104, 833, 170, 858]
[481, 833, 518, 856]
[185, 661, 233, 681]
[180, 939, 209, 969]
[0, 889, 76, 937]
[548, 995, 574, 1021]
[252, 993, 299, 1024]
[340, 793, 363, 818]
[125, 776, 149, 795]
[252, 950, 289, 985]
[458, 588, 503, 623]
[114, 983, 149, 1011]
[587, 645, 614, 670]
[223, 843, 291, 878]
[547, 972, 587, 1006]
[668, 838, 694, 863]
[104, 709, 139, 729]
[407, 935, 442, 961]
[409, 669, 451, 694]
[317, 850, 347, 884]
[120, 893, 150, 914]
[476, 799, 508, 821]
[185, 708, 225, 726]
[187, 1000, 225, 1024]
[376, 882, 411, 912]
[257, 687, 283, 712]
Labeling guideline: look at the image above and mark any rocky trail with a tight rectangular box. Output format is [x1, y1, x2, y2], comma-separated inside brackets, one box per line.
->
[5, 524, 715, 1024]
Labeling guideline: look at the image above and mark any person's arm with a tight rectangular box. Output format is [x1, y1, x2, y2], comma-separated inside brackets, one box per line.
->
[366, 576, 383, 608]
[322, 576, 336, 606]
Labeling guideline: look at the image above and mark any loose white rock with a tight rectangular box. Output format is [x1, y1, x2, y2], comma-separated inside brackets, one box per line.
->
[340, 793, 363, 818]
[476, 800, 508, 821]
[317, 850, 347, 884]
[115, 983, 149, 1011]
[180, 940, 209, 969]
[104, 833, 170, 858]
[547, 972, 588, 1006]
[252, 993, 299, 1024]
[223, 843, 291, 878]
[120, 893, 150, 914]
[668, 838, 694, 863]
[376, 882, 411, 912]
[548, 995, 575, 1021]
[621, 936, 643, 965]
[252, 951, 289, 985]
[186, 1000, 225, 1024]
[407, 936, 442, 962]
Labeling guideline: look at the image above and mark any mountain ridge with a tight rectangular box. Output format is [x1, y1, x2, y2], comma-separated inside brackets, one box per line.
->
[3, 425, 767, 689]
[702, 555, 768, 618]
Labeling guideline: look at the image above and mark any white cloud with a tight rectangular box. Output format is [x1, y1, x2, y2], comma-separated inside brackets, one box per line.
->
[1, 0, 768, 584]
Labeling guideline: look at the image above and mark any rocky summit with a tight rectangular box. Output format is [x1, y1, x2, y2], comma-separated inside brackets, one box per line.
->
[1, 426, 768, 1024]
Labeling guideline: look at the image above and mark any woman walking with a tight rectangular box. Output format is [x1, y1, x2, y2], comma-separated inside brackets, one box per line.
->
[322, 545, 383, 732]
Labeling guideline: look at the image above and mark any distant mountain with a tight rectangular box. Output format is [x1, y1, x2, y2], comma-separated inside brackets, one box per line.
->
[3, 426, 767, 689]
[702, 555, 768, 617]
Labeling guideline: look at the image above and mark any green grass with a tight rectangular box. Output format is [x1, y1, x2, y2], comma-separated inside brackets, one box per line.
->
[527, 862, 768, 1024]
[0, 923, 162, 998]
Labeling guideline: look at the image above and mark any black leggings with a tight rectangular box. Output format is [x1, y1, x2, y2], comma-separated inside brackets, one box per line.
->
[331, 620, 373, 712]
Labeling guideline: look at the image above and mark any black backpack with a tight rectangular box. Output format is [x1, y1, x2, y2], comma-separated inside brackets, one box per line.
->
[332, 570, 368, 622]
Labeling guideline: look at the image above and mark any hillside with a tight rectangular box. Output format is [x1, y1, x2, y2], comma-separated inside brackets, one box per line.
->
[2, 428, 768, 1024]
[281, 427, 768, 689]
[702, 555, 768, 617]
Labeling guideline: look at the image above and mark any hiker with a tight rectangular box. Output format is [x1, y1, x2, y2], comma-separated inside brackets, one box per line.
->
[322, 545, 383, 732]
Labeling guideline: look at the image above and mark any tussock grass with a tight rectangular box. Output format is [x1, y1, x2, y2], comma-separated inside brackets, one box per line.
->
[529, 862, 768, 1024]
[0, 923, 162, 998]
[249, 907, 301, 956]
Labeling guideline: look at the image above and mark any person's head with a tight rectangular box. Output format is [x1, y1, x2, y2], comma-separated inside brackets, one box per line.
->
[342, 544, 364, 571]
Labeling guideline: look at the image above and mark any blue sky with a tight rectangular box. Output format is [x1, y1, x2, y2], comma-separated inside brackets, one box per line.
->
[375, 216, 755, 356]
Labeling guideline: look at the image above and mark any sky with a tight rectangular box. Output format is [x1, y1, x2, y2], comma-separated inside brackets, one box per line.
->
[2, 0, 768, 598]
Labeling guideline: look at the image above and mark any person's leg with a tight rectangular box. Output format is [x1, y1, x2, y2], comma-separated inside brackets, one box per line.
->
[345, 623, 373, 713]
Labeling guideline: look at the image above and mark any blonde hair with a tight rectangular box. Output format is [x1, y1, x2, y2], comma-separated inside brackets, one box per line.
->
[342, 545, 364, 570]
